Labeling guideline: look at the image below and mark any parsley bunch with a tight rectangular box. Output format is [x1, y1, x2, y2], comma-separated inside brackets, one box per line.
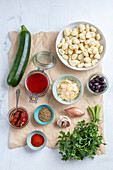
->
[56, 120, 106, 161]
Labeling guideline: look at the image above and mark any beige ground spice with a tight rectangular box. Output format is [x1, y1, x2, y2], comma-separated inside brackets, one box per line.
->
[38, 107, 52, 122]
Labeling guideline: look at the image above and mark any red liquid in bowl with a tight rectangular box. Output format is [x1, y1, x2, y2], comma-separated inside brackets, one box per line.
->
[27, 73, 48, 94]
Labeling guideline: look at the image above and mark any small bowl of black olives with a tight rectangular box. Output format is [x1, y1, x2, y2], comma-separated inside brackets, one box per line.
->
[87, 73, 109, 95]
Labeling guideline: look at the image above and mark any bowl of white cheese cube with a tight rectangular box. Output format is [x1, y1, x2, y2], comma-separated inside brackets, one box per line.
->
[56, 22, 106, 71]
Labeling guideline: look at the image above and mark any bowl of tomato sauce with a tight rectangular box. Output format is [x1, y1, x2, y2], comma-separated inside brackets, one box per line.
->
[25, 51, 57, 103]
[8, 107, 30, 129]
[27, 130, 47, 151]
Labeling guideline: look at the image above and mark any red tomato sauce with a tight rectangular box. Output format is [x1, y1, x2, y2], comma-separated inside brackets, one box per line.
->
[31, 134, 44, 147]
[27, 73, 48, 94]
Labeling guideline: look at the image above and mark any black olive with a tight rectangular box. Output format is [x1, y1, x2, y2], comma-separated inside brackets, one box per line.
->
[102, 87, 106, 91]
[91, 79, 95, 83]
[89, 82, 93, 87]
[95, 89, 99, 93]
[102, 84, 107, 88]
[94, 82, 99, 86]
[99, 77, 104, 81]
[95, 77, 100, 82]
[96, 85, 101, 90]
[96, 76, 100, 79]
[99, 88, 104, 92]
[90, 86, 95, 91]
[101, 81, 106, 85]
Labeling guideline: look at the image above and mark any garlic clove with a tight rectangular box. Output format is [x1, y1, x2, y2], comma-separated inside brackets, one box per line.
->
[57, 115, 71, 128]
[66, 121, 70, 127]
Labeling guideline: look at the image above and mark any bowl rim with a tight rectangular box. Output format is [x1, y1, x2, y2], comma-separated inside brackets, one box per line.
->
[34, 104, 55, 125]
[87, 72, 109, 95]
[52, 74, 83, 105]
[8, 106, 30, 129]
[27, 130, 47, 151]
[56, 21, 106, 71]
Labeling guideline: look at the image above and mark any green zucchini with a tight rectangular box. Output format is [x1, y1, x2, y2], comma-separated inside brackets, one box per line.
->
[7, 25, 31, 87]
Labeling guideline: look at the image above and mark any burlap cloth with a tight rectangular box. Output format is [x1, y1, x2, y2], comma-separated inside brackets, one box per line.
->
[9, 31, 105, 154]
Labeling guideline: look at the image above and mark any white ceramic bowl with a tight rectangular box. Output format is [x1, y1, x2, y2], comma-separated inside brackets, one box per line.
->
[56, 21, 106, 71]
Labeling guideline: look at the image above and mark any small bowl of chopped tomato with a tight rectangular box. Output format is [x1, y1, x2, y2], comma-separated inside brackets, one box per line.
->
[8, 107, 30, 129]
[27, 130, 47, 151]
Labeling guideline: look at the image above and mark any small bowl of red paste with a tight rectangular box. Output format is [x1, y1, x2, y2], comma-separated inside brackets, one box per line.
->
[27, 130, 47, 151]
[8, 107, 30, 129]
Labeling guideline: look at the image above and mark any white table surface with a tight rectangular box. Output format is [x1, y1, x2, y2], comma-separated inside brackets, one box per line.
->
[0, 0, 113, 169]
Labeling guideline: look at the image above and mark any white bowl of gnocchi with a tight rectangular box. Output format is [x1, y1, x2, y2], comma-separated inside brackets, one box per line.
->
[56, 22, 106, 71]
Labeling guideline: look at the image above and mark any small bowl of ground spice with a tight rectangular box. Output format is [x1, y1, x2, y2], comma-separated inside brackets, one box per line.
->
[34, 104, 55, 125]
[27, 130, 47, 151]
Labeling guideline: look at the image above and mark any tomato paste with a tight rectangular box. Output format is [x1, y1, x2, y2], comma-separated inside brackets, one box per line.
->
[31, 134, 44, 147]
[27, 73, 48, 94]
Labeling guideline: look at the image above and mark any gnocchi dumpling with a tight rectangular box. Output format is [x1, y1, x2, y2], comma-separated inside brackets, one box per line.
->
[72, 37, 79, 44]
[69, 45, 76, 50]
[90, 54, 94, 58]
[78, 54, 84, 60]
[89, 39, 96, 47]
[79, 33, 85, 40]
[84, 57, 91, 63]
[94, 53, 100, 59]
[98, 45, 103, 53]
[77, 63, 84, 68]
[57, 43, 63, 48]
[88, 48, 93, 54]
[72, 54, 78, 60]
[59, 49, 64, 56]
[62, 55, 68, 60]
[84, 44, 89, 50]
[95, 41, 100, 48]
[64, 29, 70, 36]
[96, 34, 101, 40]
[84, 63, 92, 68]
[83, 49, 88, 57]
[74, 44, 79, 51]
[69, 59, 80, 66]
[68, 49, 73, 55]
[79, 24, 85, 32]
[66, 39, 72, 45]
[90, 26, 96, 32]
[93, 47, 98, 54]
[62, 43, 68, 50]
[71, 30, 78, 36]
[86, 24, 89, 32]
[76, 50, 82, 54]
[86, 32, 91, 39]
[92, 59, 98, 66]
[79, 43, 84, 51]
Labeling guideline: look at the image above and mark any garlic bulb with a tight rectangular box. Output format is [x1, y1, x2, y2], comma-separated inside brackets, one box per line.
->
[57, 116, 71, 128]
